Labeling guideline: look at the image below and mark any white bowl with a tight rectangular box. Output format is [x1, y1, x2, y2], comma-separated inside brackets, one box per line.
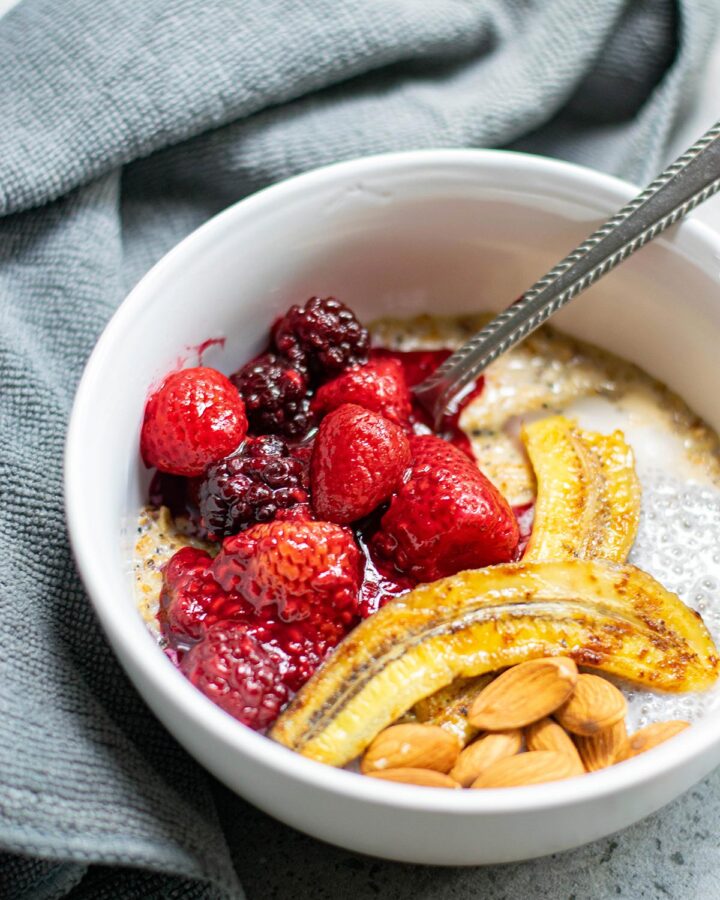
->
[65, 150, 720, 865]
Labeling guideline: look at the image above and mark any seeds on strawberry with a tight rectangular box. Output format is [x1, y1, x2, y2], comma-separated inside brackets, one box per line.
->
[311, 403, 411, 524]
[361, 724, 460, 774]
[212, 518, 361, 626]
[468, 657, 578, 731]
[141, 367, 248, 477]
[554, 673, 627, 736]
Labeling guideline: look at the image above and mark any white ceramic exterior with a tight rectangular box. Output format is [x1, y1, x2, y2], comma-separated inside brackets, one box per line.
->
[65, 151, 720, 865]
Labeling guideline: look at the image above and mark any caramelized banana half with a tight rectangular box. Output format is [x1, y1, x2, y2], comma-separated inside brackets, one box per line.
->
[270, 561, 718, 767]
[522, 416, 640, 564]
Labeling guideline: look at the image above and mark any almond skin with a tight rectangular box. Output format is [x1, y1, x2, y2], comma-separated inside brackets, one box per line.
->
[617, 720, 690, 762]
[366, 768, 461, 788]
[471, 750, 584, 789]
[360, 724, 460, 774]
[449, 730, 523, 787]
[575, 719, 628, 771]
[525, 717, 584, 770]
[554, 673, 627, 736]
[468, 657, 578, 731]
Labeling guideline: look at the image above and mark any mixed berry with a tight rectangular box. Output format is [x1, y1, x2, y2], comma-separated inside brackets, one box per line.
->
[142, 296, 521, 731]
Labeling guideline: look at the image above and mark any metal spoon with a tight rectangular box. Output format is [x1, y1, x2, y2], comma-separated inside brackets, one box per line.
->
[413, 120, 720, 428]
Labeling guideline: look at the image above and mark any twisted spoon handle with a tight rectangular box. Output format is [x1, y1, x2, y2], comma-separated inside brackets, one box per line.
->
[413, 120, 720, 426]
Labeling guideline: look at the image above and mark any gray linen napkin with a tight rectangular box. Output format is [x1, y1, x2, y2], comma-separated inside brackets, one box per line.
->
[0, 1, 717, 897]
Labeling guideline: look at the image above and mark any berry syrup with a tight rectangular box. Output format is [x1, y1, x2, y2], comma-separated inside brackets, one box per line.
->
[369, 348, 484, 457]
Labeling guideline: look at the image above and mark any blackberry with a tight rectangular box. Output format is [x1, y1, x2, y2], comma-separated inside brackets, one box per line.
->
[231, 353, 313, 439]
[272, 297, 369, 379]
[198, 435, 309, 539]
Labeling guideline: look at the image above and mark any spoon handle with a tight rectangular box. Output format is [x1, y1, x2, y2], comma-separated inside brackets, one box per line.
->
[413, 120, 720, 425]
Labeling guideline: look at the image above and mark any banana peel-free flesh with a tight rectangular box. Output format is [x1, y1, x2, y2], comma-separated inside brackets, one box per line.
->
[522, 416, 640, 564]
[270, 560, 718, 766]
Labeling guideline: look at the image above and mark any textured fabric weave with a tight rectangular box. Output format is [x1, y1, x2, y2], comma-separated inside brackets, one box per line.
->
[0, 1, 717, 897]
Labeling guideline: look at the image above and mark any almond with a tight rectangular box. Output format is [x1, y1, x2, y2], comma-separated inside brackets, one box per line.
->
[525, 717, 584, 770]
[449, 730, 523, 787]
[617, 720, 690, 762]
[575, 719, 627, 771]
[360, 724, 460, 774]
[471, 750, 584, 789]
[366, 767, 461, 788]
[468, 657, 578, 731]
[554, 673, 627, 736]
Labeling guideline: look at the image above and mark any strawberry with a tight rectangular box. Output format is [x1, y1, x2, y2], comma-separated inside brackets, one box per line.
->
[212, 518, 361, 626]
[311, 358, 412, 427]
[181, 621, 291, 730]
[161, 547, 256, 641]
[310, 403, 411, 524]
[141, 366, 247, 477]
[372, 434, 519, 582]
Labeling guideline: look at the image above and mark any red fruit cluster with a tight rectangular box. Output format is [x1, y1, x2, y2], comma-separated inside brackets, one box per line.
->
[145, 296, 524, 734]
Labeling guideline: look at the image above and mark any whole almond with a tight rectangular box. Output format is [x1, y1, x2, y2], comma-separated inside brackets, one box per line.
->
[471, 750, 584, 789]
[449, 730, 523, 787]
[366, 768, 461, 788]
[525, 717, 584, 770]
[554, 674, 627, 736]
[617, 720, 690, 762]
[361, 724, 460, 774]
[468, 657, 578, 731]
[575, 719, 628, 771]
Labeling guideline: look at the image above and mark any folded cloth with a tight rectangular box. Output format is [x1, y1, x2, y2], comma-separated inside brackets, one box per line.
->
[0, 1, 717, 897]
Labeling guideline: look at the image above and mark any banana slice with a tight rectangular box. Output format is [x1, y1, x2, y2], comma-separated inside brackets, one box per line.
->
[270, 561, 718, 766]
[522, 416, 640, 563]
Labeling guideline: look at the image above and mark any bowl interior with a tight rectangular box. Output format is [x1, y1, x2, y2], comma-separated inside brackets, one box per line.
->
[66, 150, 720, 861]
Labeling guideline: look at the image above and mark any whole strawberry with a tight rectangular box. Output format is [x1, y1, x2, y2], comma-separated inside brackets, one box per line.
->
[141, 367, 247, 477]
[212, 518, 361, 626]
[181, 621, 291, 730]
[311, 358, 412, 427]
[372, 434, 519, 582]
[310, 403, 411, 524]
